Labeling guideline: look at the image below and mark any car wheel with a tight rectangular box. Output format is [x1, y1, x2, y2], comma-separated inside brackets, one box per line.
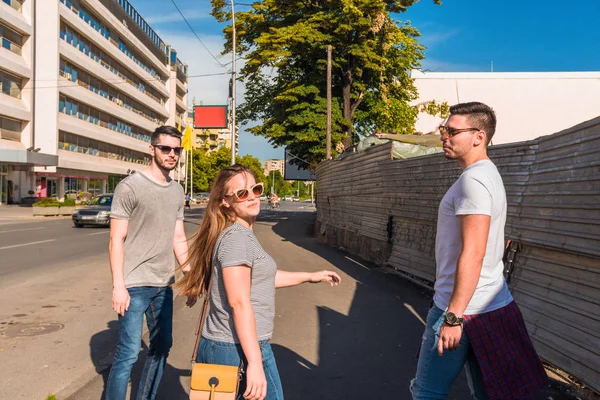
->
[74, 222, 84, 228]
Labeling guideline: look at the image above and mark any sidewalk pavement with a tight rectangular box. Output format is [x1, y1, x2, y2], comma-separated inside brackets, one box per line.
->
[0, 205, 36, 221]
[61, 211, 592, 400]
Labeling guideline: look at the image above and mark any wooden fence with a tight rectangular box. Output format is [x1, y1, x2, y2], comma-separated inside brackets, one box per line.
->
[315, 117, 600, 392]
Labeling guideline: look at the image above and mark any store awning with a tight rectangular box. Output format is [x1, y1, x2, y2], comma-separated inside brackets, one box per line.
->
[0, 141, 58, 166]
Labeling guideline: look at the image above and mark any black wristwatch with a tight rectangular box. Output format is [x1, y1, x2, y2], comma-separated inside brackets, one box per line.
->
[444, 312, 464, 326]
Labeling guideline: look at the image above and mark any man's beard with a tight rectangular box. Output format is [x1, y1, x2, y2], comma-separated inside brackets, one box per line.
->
[154, 155, 178, 172]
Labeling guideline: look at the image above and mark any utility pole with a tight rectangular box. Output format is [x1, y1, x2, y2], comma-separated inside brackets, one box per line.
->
[326, 45, 332, 160]
[230, 0, 237, 165]
[271, 171, 275, 195]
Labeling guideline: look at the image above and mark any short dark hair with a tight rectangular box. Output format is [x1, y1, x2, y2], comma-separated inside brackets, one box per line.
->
[151, 125, 182, 145]
[449, 102, 497, 145]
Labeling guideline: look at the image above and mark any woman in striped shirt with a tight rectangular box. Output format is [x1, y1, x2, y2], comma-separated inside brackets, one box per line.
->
[177, 164, 341, 400]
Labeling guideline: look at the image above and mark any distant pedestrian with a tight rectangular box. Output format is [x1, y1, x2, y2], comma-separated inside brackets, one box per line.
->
[411, 102, 547, 399]
[185, 192, 191, 210]
[176, 164, 341, 400]
[106, 125, 194, 400]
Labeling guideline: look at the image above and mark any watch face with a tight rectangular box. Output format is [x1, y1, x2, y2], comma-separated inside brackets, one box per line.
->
[446, 312, 458, 324]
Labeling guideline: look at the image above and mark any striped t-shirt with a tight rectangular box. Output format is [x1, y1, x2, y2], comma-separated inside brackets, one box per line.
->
[202, 223, 278, 343]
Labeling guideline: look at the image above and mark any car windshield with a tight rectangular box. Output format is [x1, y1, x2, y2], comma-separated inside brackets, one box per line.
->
[97, 196, 112, 206]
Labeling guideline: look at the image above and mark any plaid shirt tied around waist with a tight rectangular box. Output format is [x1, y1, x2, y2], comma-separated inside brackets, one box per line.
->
[463, 301, 548, 400]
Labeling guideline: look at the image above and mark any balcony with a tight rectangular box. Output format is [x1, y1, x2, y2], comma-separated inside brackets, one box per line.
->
[58, 113, 149, 154]
[58, 40, 168, 118]
[59, 0, 167, 85]
[58, 4, 169, 98]
[59, 70, 162, 129]
[58, 148, 149, 176]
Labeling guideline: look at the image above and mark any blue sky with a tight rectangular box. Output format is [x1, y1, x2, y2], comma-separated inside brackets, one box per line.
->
[130, 0, 600, 162]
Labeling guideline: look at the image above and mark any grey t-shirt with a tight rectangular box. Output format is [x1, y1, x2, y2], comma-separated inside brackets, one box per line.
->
[110, 172, 184, 288]
[203, 223, 278, 343]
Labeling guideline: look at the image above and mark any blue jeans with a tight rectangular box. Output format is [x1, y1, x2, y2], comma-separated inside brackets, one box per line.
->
[410, 306, 489, 400]
[197, 337, 284, 400]
[105, 286, 173, 400]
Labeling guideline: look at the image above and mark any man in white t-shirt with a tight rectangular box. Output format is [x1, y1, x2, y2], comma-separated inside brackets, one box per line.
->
[411, 102, 547, 400]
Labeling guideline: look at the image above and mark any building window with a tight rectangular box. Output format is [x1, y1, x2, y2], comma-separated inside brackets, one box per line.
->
[0, 23, 24, 56]
[59, 22, 166, 104]
[0, 115, 22, 141]
[58, 95, 152, 142]
[59, 59, 165, 125]
[58, 131, 151, 165]
[88, 179, 102, 196]
[0, 69, 23, 99]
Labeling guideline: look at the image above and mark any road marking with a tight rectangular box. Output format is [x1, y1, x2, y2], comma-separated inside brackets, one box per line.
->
[87, 231, 110, 236]
[404, 303, 426, 326]
[344, 256, 370, 271]
[0, 227, 45, 234]
[0, 239, 56, 251]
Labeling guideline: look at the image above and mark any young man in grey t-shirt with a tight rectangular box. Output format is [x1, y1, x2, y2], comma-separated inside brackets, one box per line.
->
[105, 125, 192, 400]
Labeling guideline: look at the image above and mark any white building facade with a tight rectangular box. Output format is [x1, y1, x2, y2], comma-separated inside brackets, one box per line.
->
[0, 0, 188, 204]
[411, 69, 600, 145]
[263, 159, 284, 177]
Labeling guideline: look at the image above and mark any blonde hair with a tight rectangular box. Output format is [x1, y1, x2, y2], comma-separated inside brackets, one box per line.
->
[175, 164, 256, 298]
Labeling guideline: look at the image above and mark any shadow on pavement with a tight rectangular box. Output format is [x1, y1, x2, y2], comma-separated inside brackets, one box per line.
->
[261, 209, 449, 399]
[261, 210, 586, 400]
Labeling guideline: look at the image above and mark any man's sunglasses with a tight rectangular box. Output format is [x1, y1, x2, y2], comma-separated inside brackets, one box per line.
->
[225, 183, 264, 201]
[154, 145, 184, 155]
[439, 125, 480, 138]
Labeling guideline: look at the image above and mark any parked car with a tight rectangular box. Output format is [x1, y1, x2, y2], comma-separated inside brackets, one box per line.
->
[283, 195, 292, 201]
[72, 194, 113, 228]
[292, 197, 300, 202]
[192, 192, 210, 203]
[259, 194, 267, 201]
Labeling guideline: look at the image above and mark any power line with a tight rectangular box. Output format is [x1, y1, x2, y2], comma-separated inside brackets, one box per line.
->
[169, 0, 228, 70]
[19, 72, 231, 91]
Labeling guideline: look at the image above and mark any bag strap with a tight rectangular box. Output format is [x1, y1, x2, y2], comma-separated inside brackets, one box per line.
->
[191, 275, 212, 364]
[190, 231, 254, 366]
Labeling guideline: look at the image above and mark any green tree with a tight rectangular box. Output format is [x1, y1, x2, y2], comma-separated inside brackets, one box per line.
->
[188, 148, 265, 192]
[211, 0, 440, 168]
[265, 170, 291, 196]
[236, 154, 265, 184]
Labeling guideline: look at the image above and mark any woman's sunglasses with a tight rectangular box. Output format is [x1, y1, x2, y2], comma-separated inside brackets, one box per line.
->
[154, 145, 184, 155]
[224, 183, 264, 201]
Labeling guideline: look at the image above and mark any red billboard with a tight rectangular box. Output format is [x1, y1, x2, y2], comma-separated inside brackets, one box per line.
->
[193, 105, 228, 129]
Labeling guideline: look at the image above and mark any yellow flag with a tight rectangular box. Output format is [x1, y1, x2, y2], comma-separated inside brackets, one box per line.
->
[182, 124, 193, 151]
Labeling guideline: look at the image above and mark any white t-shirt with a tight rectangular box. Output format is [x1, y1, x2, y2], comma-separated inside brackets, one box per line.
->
[433, 159, 513, 314]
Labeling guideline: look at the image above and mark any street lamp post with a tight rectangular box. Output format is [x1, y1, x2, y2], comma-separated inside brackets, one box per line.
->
[230, 0, 236, 165]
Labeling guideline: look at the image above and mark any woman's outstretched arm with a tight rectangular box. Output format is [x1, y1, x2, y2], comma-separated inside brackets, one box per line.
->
[275, 270, 341, 289]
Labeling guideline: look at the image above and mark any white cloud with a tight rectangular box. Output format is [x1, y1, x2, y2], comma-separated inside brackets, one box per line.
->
[145, 9, 212, 24]
[420, 28, 460, 49]
[159, 32, 281, 161]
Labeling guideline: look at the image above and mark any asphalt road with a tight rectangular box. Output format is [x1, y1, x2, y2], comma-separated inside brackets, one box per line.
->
[0, 202, 580, 400]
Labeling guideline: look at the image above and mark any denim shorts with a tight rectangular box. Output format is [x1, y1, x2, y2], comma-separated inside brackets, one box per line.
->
[197, 337, 284, 400]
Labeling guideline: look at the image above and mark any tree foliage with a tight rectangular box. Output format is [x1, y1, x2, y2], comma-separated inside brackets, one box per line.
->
[211, 0, 440, 168]
[187, 147, 265, 192]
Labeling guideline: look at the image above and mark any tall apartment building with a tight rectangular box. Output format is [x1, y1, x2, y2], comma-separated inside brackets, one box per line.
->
[0, 0, 188, 205]
[263, 159, 284, 177]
